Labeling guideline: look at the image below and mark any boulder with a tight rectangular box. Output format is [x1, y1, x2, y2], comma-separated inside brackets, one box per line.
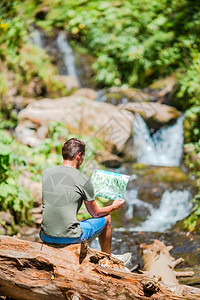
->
[14, 125, 41, 147]
[11, 96, 35, 110]
[95, 150, 122, 168]
[118, 101, 181, 130]
[97, 87, 153, 105]
[0, 211, 13, 226]
[108, 87, 153, 102]
[73, 88, 98, 100]
[18, 173, 42, 207]
[16, 95, 134, 153]
[148, 76, 177, 99]
[56, 75, 80, 92]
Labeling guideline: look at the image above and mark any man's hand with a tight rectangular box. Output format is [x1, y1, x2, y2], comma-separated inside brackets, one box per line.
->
[112, 198, 125, 211]
[84, 198, 125, 218]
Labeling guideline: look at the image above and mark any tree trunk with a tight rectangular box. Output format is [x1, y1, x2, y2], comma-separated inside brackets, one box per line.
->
[0, 235, 199, 300]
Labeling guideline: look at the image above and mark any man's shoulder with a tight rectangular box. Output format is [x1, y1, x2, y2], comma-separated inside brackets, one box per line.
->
[42, 165, 62, 175]
[42, 166, 91, 184]
[77, 170, 91, 186]
[79, 171, 90, 181]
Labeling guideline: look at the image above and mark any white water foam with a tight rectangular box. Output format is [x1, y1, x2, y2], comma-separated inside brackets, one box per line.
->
[124, 189, 154, 220]
[133, 114, 184, 166]
[31, 30, 44, 48]
[133, 190, 191, 232]
[57, 32, 79, 80]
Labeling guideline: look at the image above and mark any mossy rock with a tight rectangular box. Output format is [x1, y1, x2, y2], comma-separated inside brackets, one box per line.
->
[104, 93, 124, 105]
[144, 166, 188, 184]
[131, 164, 188, 184]
[104, 87, 152, 105]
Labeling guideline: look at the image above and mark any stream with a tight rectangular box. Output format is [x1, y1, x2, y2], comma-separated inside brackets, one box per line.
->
[26, 29, 200, 286]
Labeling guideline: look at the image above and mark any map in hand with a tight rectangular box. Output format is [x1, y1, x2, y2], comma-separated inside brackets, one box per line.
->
[91, 169, 130, 200]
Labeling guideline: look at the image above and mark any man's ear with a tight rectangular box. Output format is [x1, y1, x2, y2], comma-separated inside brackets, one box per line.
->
[76, 152, 82, 160]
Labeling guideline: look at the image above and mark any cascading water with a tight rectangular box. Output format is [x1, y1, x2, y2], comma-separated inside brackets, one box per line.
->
[124, 189, 154, 220]
[133, 113, 184, 166]
[56, 31, 79, 80]
[31, 30, 44, 48]
[132, 190, 191, 232]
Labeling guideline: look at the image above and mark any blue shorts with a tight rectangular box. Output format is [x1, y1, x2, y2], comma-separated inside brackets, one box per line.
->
[39, 217, 106, 245]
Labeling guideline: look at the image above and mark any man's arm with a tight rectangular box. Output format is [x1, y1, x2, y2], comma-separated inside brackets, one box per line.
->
[84, 199, 125, 218]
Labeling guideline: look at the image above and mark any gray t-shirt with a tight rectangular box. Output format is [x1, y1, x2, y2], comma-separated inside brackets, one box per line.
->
[41, 165, 94, 238]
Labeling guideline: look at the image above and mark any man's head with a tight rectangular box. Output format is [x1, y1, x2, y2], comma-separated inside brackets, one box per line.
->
[62, 138, 85, 168]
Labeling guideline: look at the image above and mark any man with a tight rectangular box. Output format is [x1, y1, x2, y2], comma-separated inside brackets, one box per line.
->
[40, 138, 130, 262]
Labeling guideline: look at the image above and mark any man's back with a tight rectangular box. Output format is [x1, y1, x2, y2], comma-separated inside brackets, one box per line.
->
[41, 165, 94, 238]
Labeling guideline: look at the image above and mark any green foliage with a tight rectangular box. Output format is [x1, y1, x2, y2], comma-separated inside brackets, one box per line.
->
[175, 51, 200, 110]
[184, 191, 200, 231]
[0, 0, 67, 99]
[184, 106, 200, 143]
[36, 0, 200, 89]
[184, 143, 200, 173]
[0, 130, 33, 224]
[15, 44, 66, 97]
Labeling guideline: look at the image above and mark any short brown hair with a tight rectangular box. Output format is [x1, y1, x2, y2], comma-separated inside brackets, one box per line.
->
[62, 138, 85, 160]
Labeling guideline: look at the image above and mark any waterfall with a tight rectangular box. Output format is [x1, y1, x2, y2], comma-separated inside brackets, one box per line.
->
[133, 114, 184, 166]
[124, 189, 154, 220]
[133, 190, 191, 232]
[31, 30, 44, 48]
[56, 32, 79, 80]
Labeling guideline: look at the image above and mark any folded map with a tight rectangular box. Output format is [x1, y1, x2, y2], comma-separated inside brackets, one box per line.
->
[91, 169, 130, 200]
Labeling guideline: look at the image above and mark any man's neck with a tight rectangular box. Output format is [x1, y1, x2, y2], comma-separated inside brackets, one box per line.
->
[62, 160, 78, 169]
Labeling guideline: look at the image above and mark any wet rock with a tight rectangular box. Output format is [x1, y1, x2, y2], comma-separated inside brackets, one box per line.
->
[118, 102, 181, 130]
[16, 95, 134, 153]
[137, 185, 165, 208]
[132, 205, 152, 223]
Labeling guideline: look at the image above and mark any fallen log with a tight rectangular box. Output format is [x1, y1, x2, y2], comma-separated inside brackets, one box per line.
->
[140, 239, 198, 296]
[0, 235, 199, 300]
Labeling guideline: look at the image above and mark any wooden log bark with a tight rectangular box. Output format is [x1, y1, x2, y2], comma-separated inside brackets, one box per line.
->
[140, 239, 199, 297]
[0, 235, 199, 300]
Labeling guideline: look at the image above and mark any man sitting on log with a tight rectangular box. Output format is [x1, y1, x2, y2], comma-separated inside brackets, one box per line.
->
[39, 138, 131, 263]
